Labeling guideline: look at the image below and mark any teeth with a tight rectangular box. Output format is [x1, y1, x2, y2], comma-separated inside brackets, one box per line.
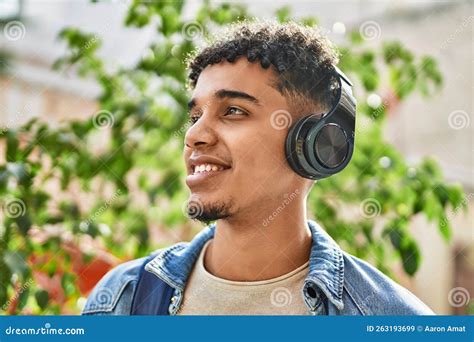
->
[193, 163, 225, 174]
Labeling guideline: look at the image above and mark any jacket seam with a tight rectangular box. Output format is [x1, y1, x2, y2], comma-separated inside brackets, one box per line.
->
[333, 248, 344, 300]
[145, 261, 183, 291]
[342, 279, 370, 315]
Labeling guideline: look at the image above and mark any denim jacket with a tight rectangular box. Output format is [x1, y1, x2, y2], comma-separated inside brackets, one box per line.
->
[82, 220, 434, 315]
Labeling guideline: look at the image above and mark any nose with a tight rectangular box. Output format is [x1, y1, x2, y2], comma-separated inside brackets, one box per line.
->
[184, 114, 218, 149]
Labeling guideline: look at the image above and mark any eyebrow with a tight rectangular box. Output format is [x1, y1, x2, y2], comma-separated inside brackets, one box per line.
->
[187, 89, 261, 111]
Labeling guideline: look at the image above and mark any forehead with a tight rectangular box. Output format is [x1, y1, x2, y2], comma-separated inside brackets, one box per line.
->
[192, 58, 285, 106]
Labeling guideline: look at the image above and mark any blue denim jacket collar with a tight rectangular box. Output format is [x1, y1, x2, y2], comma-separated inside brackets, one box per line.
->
[145, 220, 344, 312]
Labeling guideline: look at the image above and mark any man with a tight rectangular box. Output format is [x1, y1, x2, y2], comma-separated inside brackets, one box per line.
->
[83, 21, 433, 315]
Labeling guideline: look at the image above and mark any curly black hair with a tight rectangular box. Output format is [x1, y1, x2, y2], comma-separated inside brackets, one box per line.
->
[187, 21, 340, 114]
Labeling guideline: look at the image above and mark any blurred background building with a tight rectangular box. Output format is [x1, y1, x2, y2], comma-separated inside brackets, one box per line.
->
[0, 0, 472, 314]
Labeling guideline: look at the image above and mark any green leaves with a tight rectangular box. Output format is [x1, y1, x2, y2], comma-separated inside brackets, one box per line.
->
[6, 130, 19, 162]
[34, 289, 49, 310]
[0, 255, 11, 307]
[160, 5, 181, 36]
[418, 56, 442, 97]
[54, 28, 101, 69]
[58, 28, 101, 55]
[400, 239, 421, 276]
[384, 218, 421, 276]
[208, 2, 247, 24]
[125, 0, 185, 28]
[381, 41, 442, 99]
[338, 47, 379, 92]
[276, 6, 291, 23]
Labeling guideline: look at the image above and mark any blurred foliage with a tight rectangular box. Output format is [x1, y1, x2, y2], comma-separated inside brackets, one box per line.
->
[0, 0, 468, 314]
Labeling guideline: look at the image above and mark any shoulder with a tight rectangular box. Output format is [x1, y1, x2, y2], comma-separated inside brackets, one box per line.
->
[341, 252, 434, 315]
[82, 244, 185, 315]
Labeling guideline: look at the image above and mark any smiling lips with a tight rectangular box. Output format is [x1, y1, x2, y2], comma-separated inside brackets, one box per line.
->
[193, 163, 226, 174]
[186, 155, 232, 187]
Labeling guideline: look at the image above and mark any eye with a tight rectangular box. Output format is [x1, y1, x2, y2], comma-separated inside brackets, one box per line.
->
[225, 107, 247, 116]
[189, 114, 201, 125]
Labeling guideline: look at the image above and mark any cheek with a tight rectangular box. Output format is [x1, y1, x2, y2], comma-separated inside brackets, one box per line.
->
[233, 128, 292, 187]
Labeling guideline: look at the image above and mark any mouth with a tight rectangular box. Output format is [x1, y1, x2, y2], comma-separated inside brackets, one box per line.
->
[186, 155, 232, 188]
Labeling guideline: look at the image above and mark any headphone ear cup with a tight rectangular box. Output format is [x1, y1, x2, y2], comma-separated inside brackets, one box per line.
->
[285, 115, 322, 179]
[311, 123, 349, 169]
[286, 116, 353, 180]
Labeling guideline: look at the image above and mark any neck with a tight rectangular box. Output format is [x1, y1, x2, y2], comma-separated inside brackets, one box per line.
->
[204, 196, 312, 281]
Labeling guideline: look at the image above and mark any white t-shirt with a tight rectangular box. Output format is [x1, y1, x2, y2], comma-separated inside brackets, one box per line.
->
[177, 240, 310, 315]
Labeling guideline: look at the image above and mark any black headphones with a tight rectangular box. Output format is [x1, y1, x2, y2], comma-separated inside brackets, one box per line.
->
[285, 66, 356, 180]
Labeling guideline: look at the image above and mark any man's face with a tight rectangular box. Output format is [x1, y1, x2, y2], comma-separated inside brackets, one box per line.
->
[184, 58, 306, 222]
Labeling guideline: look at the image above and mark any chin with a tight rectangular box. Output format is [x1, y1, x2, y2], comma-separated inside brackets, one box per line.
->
[185, 194, 233, 223]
